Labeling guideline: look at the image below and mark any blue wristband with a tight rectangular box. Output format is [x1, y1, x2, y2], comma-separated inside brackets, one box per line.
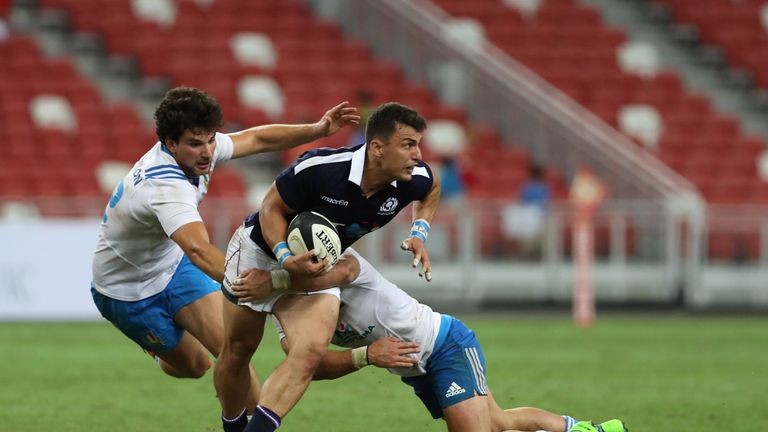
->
[272, 241, 293, 267]
[409, 219, 430, 242]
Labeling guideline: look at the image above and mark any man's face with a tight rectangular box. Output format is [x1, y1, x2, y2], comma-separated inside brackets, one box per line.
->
[374, 123, 423, 182]
[166, 129, 216, 177]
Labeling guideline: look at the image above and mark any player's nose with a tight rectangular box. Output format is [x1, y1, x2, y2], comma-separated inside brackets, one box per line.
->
[412, 145, 422, 161]
[201, 144, 214, 158]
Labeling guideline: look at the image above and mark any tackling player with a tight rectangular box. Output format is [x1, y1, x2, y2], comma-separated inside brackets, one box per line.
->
[254, 250, 629, 432]
[90, 87, 359, 411]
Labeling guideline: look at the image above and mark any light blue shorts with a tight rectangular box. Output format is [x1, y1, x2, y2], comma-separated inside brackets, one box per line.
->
[91, 255, 220, 353]
[401, 315, 489, 419]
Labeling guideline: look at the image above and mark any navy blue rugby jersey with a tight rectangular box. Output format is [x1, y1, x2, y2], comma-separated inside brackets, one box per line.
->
[247, 143, 434, 257]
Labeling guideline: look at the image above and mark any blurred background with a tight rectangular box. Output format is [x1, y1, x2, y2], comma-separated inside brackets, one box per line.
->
[2, 0, 768, 319]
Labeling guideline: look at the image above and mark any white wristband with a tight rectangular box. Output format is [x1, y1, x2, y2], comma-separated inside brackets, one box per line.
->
[351, 346, 369, 369]
[271, 269, 291, 291]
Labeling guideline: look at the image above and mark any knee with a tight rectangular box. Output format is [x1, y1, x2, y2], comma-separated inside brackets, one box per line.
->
[187, 357, 213, 378]
[304, 338, 329, 362]
[289, 339, 328, 372]
[221, 337, 260, 367]
[161, 355, 212, 379]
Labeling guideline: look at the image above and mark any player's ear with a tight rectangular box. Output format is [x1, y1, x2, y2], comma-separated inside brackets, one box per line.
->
[369, 138, 384, 158]
[163, 137, 178, 152]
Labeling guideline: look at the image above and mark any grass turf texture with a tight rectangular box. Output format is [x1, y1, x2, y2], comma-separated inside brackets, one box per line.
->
[1, 314, 765, 432]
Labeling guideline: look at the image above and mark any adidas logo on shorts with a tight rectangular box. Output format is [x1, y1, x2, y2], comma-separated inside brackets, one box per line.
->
[445, 382, 466, 398]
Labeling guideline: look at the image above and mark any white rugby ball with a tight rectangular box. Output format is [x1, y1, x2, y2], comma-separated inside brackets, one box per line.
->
[286, 211, 342, 269]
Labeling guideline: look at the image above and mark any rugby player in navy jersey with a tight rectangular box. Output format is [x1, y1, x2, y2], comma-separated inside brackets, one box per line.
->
[213, 103, 441, 432]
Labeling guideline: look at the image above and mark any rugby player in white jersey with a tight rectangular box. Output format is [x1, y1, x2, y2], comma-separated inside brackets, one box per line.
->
[236, 250, 628, 432]
[90, 87, 359, 410]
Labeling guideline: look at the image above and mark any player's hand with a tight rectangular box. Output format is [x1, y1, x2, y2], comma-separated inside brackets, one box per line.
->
[283, 249, 328, 277]
[230, 268, 273, 302]
[317, 101, 360, 137]
[400, 237, 433, 282]
[367, 337, 420, 369]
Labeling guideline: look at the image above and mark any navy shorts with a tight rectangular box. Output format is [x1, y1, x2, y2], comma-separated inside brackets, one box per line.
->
[91, 255, 220, 353]
[402, 315, 489, 419]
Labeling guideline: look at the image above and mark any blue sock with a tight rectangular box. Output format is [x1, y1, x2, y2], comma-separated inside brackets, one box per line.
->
[222, 409, 247, 432]
[563, 415, 579, 431]
[244, 405, 281, 432]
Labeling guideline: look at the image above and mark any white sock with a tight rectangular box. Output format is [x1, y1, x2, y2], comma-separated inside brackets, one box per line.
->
[563, 415, 579, 431]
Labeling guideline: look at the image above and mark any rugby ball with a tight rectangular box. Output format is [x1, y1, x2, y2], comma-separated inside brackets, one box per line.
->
[286, 211, 342, 270]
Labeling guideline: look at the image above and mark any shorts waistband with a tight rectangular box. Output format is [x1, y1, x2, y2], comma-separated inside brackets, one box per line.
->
[432, 313, 453, 353]
[244, 213, 258, 228]
[221, 284, 238, 305]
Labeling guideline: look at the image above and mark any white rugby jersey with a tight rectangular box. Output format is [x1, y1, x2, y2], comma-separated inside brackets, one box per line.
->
[275, 249, 441, 377]
[91, 133, 234, 301]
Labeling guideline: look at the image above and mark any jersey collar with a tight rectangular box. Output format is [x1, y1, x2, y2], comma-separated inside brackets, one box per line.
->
[347, 143, 397, 188]
[159, 143, 201, 186]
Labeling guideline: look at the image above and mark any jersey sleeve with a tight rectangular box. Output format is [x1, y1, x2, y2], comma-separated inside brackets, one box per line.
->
[213, 132, 235, 163]
[147, 180, 203, 237]
[274, 162, 313, 211]
[409, 160, 435, 202]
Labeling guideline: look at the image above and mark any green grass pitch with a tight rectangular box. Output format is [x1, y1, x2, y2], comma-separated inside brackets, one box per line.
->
[1, 314, 765, 431]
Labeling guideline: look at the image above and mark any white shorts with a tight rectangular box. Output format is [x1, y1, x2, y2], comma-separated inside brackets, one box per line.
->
[222, 224, 340, 313]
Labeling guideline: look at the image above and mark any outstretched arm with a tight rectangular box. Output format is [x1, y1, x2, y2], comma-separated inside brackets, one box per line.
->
[279, 336, 420, 381]
[400, 169, 441, 281]
[228, 101, 359, 158]
[170, 221, 225, 282]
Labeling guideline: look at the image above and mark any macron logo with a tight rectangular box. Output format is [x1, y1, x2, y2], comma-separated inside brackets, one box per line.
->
[321, 195, 349, 206]
[445, 382, 466, 398]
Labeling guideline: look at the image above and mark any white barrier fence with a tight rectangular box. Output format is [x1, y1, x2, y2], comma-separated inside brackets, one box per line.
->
[1, 197, 767, 320]
[0, 219, 102, 320]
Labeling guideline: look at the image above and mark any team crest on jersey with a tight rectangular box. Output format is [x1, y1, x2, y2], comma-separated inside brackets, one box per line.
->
[334, 323, 375, 345]
[142, 331, 165, 347]
[132, 168, 143, 186]
[379, 197, 398, 215]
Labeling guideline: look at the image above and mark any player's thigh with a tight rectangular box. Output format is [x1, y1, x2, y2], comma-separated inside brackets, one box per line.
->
[222, 296, 268, 354]
[173, 289, 225, 355]
[156, 330, 210, 372]
[443, 395, 491, 432]
[164, 254, 222, 353]
[272, 293, 340, 350]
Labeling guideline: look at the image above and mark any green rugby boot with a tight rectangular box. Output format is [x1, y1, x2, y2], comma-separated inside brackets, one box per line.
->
[597, 419, 628, 432]
[568, 421, 599, 432]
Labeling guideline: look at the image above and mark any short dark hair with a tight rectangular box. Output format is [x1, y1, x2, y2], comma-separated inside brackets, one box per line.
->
[154, 87, 223, 144]
[365, 102, 427, 144]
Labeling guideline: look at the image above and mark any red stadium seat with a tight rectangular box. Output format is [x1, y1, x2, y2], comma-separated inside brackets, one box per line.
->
[27, 0, 572, 204]
[658, 0, 768, 91]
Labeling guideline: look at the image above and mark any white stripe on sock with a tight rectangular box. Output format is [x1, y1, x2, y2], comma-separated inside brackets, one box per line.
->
[257, 406, 280, 428]
[222, 409, 246, 423]
[564, 415, 575, 431]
